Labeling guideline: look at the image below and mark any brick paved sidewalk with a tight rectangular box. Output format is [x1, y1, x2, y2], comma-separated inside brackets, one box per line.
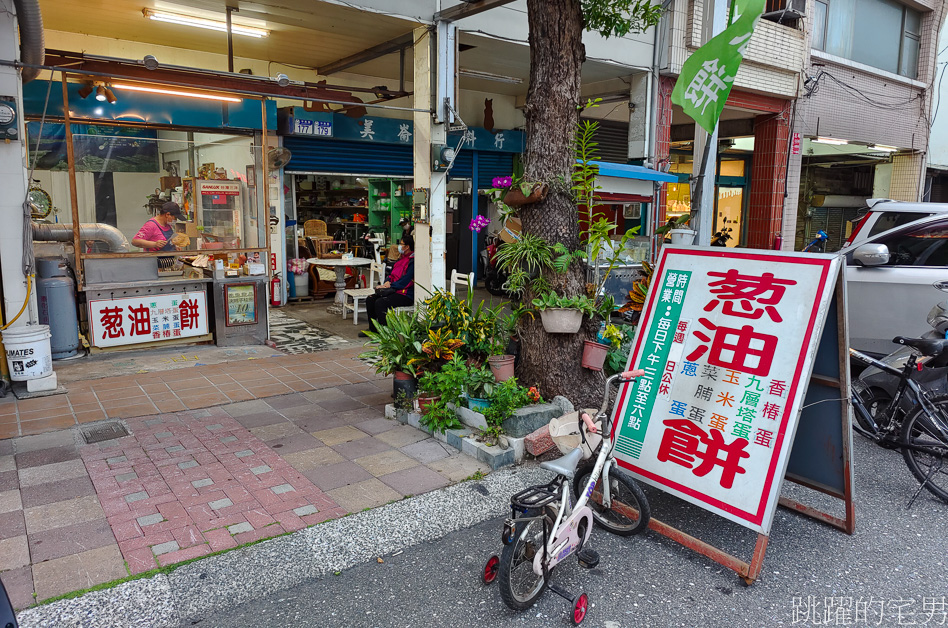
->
[0, 346, 373, 439]
[0, 384, 489, 610]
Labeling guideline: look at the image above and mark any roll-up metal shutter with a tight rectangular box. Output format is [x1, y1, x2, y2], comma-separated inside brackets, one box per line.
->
[284, 137, 412, 176]
[586, 119, 629, 164]
[446, 151, 514, 188]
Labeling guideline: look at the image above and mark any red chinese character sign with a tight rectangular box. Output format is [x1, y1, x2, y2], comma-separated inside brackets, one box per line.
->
[88, 292, 208, 348]
[612, 247, 842, 535]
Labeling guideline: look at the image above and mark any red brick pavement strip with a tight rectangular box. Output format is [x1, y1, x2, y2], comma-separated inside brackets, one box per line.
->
[1, 346, 379, 438]
[79, 408, 346, 575]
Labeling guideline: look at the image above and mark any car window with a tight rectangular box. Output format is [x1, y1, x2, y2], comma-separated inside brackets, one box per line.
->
[874, 218, 948, 266]
[866, 211, 935, 237]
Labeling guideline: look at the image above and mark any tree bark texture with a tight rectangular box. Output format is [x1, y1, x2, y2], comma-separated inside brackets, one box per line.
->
[516, 0, 606, 408]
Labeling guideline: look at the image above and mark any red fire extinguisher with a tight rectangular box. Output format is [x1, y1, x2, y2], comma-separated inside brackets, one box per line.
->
[270, 272, 282, 307]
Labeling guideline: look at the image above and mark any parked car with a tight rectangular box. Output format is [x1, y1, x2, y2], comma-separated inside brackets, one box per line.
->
[843, 199, 948, 250]
[846, 213, 948, 355]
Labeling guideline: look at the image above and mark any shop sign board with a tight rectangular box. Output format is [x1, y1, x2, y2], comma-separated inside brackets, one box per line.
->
[279, 108, 525, 153]
[612, 247, 838, 534]
[88, 292, 208, 348]
[791, 132, 802, 155]
[199, 182, 240, 196]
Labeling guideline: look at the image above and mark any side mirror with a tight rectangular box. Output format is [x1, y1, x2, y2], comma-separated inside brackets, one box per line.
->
[852, 243, 890, 267]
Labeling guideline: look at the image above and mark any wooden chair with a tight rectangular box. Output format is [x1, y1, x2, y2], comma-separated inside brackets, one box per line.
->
[303, 219, 332, 241]
[342, 261, 385, 325]
[308, 264, 358, 299]
[448, 269, 473, 297]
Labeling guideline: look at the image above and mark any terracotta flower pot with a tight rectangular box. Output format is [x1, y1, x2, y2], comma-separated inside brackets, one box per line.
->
[488, 354, 516, 382]
[417, 393, 441, 415]
[502, 183, 549, 207]
[581, 340, 610, 371]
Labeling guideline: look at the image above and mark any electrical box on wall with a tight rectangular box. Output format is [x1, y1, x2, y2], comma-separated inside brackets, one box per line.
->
[413, 187, 429, 223]
[432, 144, 455, 172]
[0, 97, 19, 140]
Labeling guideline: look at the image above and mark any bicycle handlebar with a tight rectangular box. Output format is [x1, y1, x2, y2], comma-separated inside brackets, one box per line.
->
[587, 370, 645, 433]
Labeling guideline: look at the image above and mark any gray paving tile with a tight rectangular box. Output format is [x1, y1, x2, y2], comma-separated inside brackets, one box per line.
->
[154, 432, 173, 439]
[116, 471, 138, 483]
[205, 424, 224, 431]
[165, 445, 184, 453]
[379, 465, 450, 496]
[13, 430, 76, 454]
[271, 483, 295, 495]
[263, 432, 322, 455]
[302, 461, 372, 492]
[250, 465, 272, 475]
[177, 460, 198, 470]
[221, 399, 270, 417]
[234, 450, 254, 458]
[219, 436, 238, 444]
[355, 417, 397, 435]
[15, 446, 79, 470]
[17, 459, 87, 488]
[400, 438, 455, 465]
[0, 510, 26, 541]
[209, 498, 233, 510]
[192, 478, 214, 489]
[151, 540, 179, 556]
[137, 513, 164, 527]
[106, 455, 127, 464]
[332, 436, 393, 461]
[23, 495, 104, 535]
[231, 411, 285, 429]
[265, 394, 311, 410]
[125, 491, 149, 503]
[293, 505, 318, 516]
[227, 522, 253, 534]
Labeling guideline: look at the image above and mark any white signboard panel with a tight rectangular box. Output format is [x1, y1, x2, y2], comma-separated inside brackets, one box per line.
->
[612, 247, 839, 534]
[88, 291, 209, 348]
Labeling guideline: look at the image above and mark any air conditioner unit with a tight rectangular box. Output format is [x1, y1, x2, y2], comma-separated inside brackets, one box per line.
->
[762, 0, 805, 22]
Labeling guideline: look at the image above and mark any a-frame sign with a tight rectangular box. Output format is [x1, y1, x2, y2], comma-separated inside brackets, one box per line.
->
[612, 246, 854, 583]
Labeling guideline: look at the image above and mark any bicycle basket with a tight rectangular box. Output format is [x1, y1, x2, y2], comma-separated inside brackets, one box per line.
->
[548, 409, 602, 459]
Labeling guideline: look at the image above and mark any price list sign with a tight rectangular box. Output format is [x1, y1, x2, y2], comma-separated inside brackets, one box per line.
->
[612, 248, 837, 534]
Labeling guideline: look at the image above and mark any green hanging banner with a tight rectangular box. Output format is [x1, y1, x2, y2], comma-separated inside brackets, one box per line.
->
[671, 0, 766, 134]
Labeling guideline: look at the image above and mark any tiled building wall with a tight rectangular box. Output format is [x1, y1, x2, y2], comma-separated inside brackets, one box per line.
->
[890, 153, 927, 200]
[748, 108, 793, 249]
[666, 0, 806, 98]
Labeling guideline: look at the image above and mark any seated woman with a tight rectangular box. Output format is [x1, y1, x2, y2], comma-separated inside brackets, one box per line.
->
[360, 234, 414, 337]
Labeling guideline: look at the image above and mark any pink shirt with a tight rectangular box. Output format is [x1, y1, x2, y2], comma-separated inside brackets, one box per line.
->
[134, 218, 174, 252]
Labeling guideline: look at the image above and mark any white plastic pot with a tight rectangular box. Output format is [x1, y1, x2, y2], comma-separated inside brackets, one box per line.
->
[539, 308, 583, 334]
[669, 229, 697, 245]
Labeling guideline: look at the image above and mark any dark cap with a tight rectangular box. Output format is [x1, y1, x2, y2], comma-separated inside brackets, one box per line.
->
[160, 202, 184, 219]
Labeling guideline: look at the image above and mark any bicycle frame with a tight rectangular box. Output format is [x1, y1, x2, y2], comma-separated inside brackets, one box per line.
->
[530, 374, 634, 576]
[850, 348, 948, 452]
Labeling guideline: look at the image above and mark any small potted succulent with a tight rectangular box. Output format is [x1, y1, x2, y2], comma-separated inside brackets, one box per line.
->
[465, 366, 496, 411]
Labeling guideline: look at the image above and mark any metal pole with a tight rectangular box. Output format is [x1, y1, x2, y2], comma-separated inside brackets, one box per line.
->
[226, 6, 237, 74]
[61, 73, 83, 289]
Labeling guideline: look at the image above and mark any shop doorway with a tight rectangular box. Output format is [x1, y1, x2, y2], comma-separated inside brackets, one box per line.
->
[715, 187, 744, 247]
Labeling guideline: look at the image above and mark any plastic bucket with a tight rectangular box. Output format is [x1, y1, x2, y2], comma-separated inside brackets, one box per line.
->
[2, 324, 54, 381]
[669, 229, 696, 245]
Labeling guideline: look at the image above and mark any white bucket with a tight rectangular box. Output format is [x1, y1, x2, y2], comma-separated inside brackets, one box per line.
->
[669, 229, 697, 245]
[293, 272, 309, 296]
[2, 324, 54, 381]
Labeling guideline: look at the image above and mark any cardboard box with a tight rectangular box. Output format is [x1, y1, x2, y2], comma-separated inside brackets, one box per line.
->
[499, 217, 522, 244]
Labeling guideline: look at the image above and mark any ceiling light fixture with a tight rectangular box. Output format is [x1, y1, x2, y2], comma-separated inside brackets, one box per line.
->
[142, 9, 269, 38]
[95, 85, 108, 102]
[813, 136, 848, 145]
[104, 87, 117, 104]
[111, 83, 242, 103]
[457, 68, 523, 84]
[77, 82, 94, 99]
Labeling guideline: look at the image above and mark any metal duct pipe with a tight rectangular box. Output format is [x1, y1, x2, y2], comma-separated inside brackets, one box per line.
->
[13, 0, 44, 83]
[32, 222, 130, 252]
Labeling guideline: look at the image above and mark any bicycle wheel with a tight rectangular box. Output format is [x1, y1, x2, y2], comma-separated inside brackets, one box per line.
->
[852, 386, 890, 434]
[497, 511, 551, 611]
[900, 396, 948, 503]
[573, 464, 650, 536]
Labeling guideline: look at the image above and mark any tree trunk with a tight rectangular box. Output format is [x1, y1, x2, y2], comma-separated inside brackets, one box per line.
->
[516, 0, 605, 407]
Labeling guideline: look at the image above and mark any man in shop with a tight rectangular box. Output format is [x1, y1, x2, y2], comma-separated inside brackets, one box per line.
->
[132, 201, 184, 252]
[360, 234, 415, 338]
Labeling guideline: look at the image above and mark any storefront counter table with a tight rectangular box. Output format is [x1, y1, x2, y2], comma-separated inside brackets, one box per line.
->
[82, 278, 213, 349]
[307, 256, 373, 315]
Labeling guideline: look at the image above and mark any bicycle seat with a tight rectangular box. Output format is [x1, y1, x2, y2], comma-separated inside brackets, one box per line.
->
[539, 447, 584, 480]
[893, 336, 948, 357]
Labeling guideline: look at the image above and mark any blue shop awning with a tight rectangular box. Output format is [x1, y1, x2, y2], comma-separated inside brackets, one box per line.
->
[583, 160, 677, 201]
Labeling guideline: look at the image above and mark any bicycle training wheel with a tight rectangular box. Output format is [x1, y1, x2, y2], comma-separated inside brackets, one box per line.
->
[497, 511, 551, 611]
[573, 464, 650, 536]
[900, 397, 948, 503]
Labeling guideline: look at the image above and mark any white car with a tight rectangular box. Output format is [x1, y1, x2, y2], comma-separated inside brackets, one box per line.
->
[846, 212, 948, 355]
[843, 199, 948, 250]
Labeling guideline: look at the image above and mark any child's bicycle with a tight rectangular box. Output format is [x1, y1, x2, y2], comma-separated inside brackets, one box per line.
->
[482, 371, 651, 625]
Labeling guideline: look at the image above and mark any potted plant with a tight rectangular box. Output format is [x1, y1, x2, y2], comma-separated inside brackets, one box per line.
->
[416, 357, 466, 432]
[532, 291, 597, 334]
[480, 379, 544, 449]
[466, 366, 496, 410]
[582, 323, 623, 371]
[656, 214, 695, 245]
[358, 309, 423, 405]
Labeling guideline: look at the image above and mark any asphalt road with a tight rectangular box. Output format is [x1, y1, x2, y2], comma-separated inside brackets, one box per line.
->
[195, 435, 948, 628]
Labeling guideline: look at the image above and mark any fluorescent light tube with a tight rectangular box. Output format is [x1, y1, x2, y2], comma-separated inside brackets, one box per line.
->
[144, 10, 268, 38]
[112, 83, 242, 103]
